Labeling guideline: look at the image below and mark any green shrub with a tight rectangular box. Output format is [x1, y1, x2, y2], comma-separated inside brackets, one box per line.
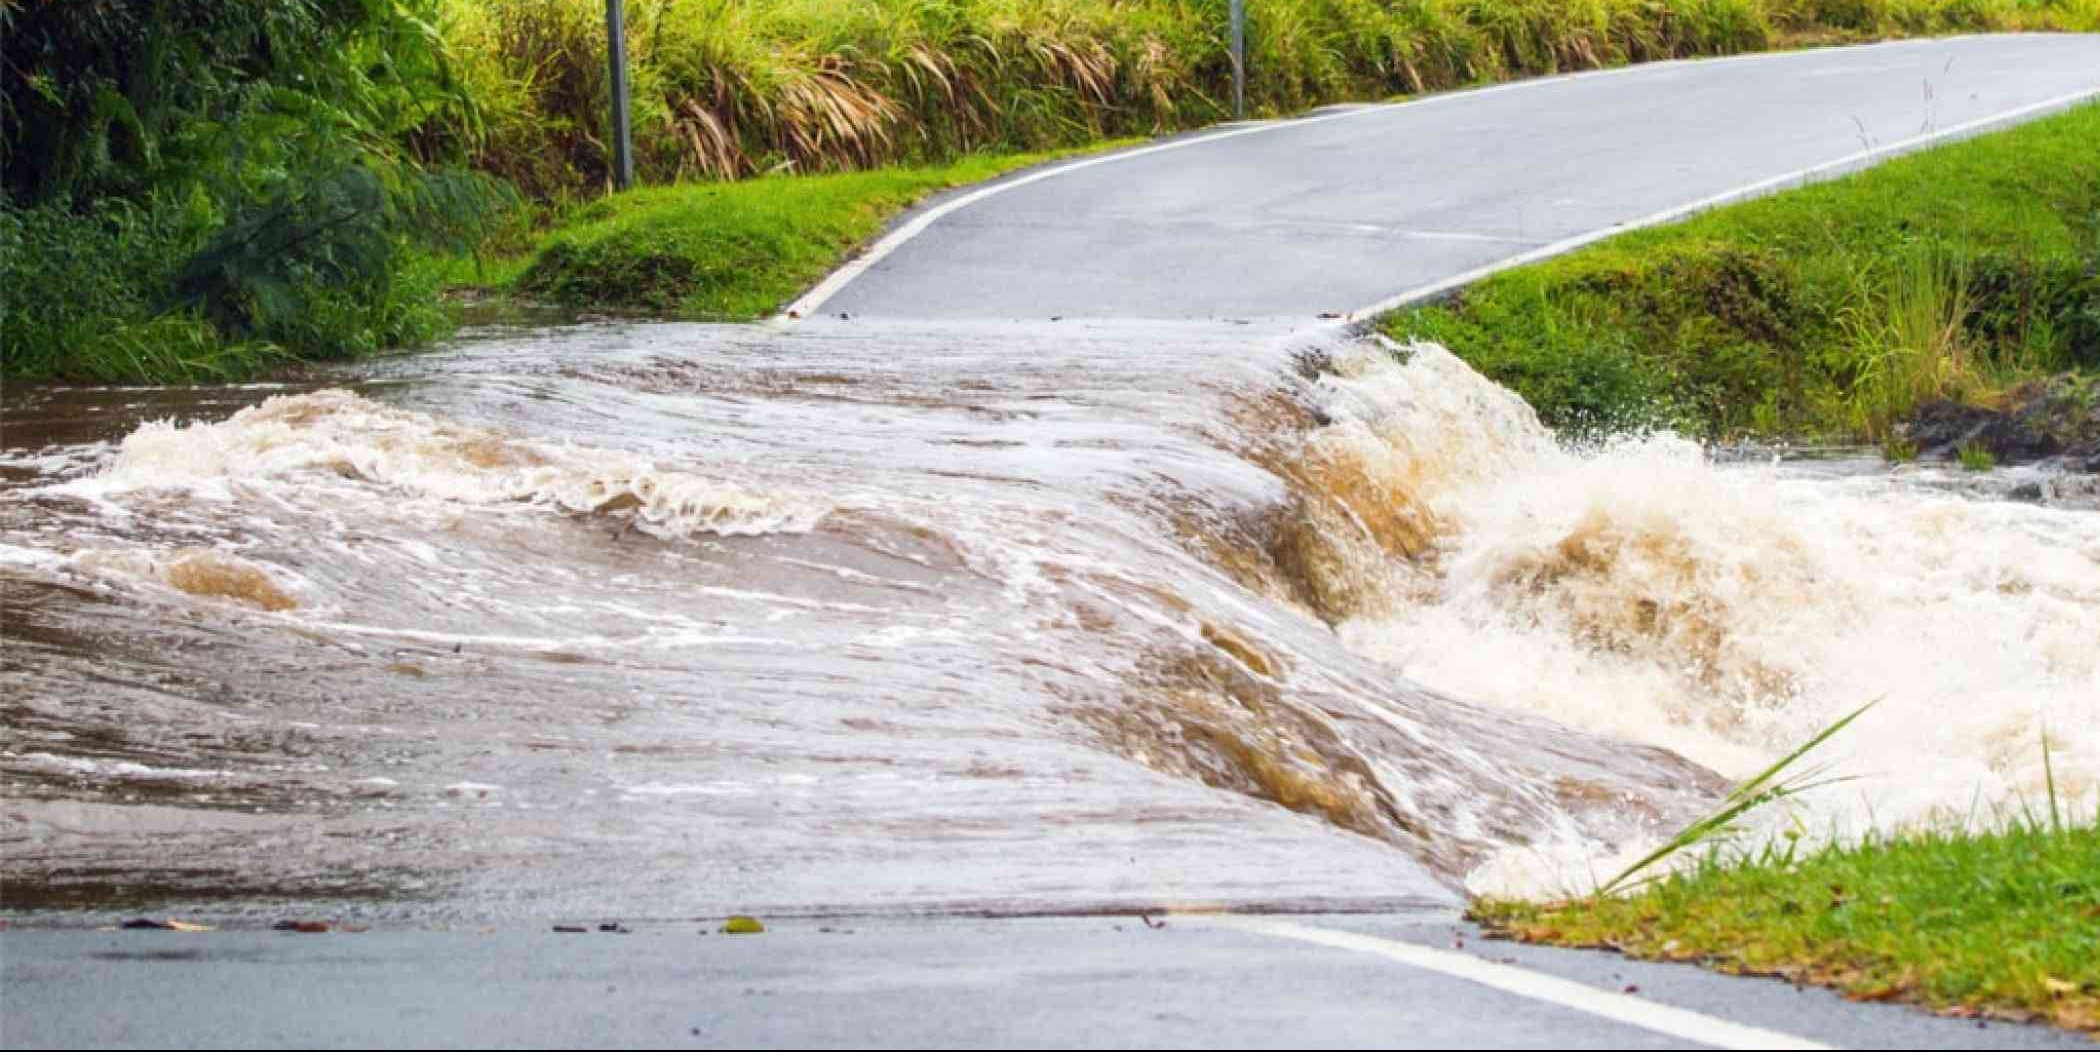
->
[2, 1, 504, 382]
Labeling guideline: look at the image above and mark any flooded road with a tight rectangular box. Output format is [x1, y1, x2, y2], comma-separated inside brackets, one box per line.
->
[3, 320, 2095, 920]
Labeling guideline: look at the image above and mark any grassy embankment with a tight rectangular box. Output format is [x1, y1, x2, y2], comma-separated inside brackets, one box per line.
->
[12, 0, 2100, 383]
[462, 146, 1121, 320]
[1473, 815, 2100, 1032]
[1386, 102, 2100, 446]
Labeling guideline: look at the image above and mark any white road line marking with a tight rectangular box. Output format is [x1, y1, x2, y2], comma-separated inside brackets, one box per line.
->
[1382, 228, 1538, 245]
[1343, 83, 2100, 323]
[1200, 916, 1835, 1051]
[776, 37, 1969, 322]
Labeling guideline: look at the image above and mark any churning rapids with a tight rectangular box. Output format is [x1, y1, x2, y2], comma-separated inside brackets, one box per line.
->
[4, 319, 2096, 921]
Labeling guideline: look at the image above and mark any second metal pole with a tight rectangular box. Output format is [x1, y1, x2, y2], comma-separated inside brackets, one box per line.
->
[1229, 0, 1245, 120]
[606, 0, 635, 190]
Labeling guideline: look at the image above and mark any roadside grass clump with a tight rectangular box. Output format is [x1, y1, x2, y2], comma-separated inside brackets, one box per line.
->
[1474, 808, 2100, 1031]
[1958, 438, 1999, 469]
[1474, 718, 2100, 1032]
[509, 148, 1113, 319]
[1386, 102, 2100, 443]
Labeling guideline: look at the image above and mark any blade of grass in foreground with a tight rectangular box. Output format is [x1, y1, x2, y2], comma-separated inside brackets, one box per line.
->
[1599, 700, 1878, 895]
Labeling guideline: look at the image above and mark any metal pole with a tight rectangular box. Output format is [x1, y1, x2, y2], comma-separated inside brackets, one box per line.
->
[606, 0, 635, 190]
[1229, 0, 1245, 120]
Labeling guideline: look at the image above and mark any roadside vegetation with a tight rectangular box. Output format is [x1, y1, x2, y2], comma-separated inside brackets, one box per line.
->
[0, 2, 504, 383]
[490, 148, 1113, 319]
[1473, 815, 2100, 1032]
[1474, 715, 2100, 1032]
[10, 0, 2100, 383]
[1387, 102, 2100, 446]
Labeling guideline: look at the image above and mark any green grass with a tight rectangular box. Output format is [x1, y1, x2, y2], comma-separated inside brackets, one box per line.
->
[1385, 102, 2100, 442]
[1472, 817, 2100, 1032]
[491, 146, 1124, 320]
[1958, 438, 1999, 470]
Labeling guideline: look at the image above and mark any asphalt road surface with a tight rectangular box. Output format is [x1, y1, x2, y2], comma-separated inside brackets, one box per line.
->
[4, 914, 2089, 1049]
[804, 34, 2100, 323]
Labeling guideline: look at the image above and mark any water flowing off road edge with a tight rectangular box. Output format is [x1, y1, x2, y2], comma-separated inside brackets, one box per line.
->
[3, 319, 2095, 920]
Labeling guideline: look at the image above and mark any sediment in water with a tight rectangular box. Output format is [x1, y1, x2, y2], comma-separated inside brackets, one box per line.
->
[2, 322, 2093, 914]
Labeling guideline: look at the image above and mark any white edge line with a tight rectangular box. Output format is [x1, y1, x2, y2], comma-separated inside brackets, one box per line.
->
[1343, 82, 2100, 324]
[776, 36, 1994, 323]
[1201, 916, 1836, 1051]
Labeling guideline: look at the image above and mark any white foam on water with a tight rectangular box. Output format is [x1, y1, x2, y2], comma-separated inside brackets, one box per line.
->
[1303, 341, 2100, 893]
[9, 752, 240, 783]
[57, 389, 826, 540]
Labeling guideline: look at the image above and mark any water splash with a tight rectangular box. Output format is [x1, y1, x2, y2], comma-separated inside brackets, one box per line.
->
[76, 548, 302, 611]
[1287, 341, 2100, 891]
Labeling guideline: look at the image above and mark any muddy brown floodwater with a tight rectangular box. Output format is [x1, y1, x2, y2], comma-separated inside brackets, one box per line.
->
[4, 319, 2094, 921]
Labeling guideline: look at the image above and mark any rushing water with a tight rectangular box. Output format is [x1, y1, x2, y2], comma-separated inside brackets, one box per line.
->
[3, 320, 2095, 920]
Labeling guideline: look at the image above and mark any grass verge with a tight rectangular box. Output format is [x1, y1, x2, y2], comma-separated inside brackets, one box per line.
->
[1472, 817, 2100, 1032]
[1384, 102, 2100, 443]
[473, 146, 1125, 320]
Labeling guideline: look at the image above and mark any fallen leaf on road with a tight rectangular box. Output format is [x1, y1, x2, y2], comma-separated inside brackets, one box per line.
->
[1851, 983, 1910, 1002]
[120, 918, 215, 932]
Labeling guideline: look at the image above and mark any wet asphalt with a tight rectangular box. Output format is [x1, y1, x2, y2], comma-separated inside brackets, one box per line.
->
[4, 914, 2088, 1049]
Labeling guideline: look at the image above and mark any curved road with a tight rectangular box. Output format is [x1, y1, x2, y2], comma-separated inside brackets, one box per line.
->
[801, 33, 2100, 323]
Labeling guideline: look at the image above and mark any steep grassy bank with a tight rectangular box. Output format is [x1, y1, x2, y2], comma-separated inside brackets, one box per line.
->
[1474, 816, 2100, 1032]
[1385, 102, 2100, 445]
